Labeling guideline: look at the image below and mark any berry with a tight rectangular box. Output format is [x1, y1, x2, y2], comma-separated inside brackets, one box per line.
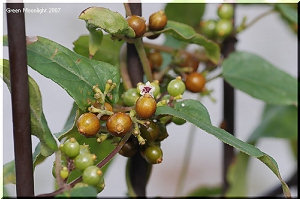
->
[201, 19, 217, 39]
[74, 153, 96, 170]
[100, 102, 113, 121]
[127, 15, 146, 38]
[151, 80, 161, 98]
[148, 51, 163, 69]
[96, 178, 105, 192]
[82, 166, 103, 186]
[60, 167, 69, 180]
[106, 112, 133, 137]
[61, 138, 80, 158]
[140, 121, 159, 142]
[143, 145, 163, 164]
[123, 88, 140, 107]
[119, 138, 138, 157]
[173, 51, 190, 67]
[216, 19, 233, 38]
[77, 113, 100, 136]
[217, 4, 234, 19]
[79, 144, 91, 154]
[167, 77, 186, 97]
[149, 10, 168, 31]
[172, 116, 186, 125]
[185, 72, 206, 93]
[135, 94, 157, 119]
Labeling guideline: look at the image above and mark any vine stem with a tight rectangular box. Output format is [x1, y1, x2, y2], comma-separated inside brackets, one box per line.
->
[237, 9, 275, 33]
[36, 130, 133, 197]
[134, 39, 153, 82]
[175, 124, 197, 196]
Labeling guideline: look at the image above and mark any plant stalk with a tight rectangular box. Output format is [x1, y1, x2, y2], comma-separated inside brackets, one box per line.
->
[6, 3, 34, 197]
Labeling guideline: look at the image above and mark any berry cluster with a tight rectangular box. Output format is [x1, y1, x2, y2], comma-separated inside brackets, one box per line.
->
[127, 10, 168, 38]
[53, 138, 105, 192]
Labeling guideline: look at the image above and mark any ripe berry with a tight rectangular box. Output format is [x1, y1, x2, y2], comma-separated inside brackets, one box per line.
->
[172, 116, 186, 125]
[216, 19, 233, 38]
[106, 112, 133, 137]
[74, 153, 96, 171]
[167, 77, 186, 97]
[149, 10, 168, 31]
[143, 145, 163, 164]
[135, 94, 157, 119]
[127, 15, 146, 38]
[123, 88, 140, 107]
[185, 72, 206, 93]
[100, 102, 113, 121]
[119, 138, 138, 157]
[148, 51, 163, 69]
[200, 19, 217, 39]
[77, 113, 100, 136]
[82, 166, 103, 186]
[61, 138, 80, 158]
[217, 4, 234, 19]
[140, 121, 159, 142]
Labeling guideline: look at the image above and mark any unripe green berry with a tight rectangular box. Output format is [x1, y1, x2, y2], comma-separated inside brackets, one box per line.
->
[123, 88, 140, 107]
[217, 4, 234, 19]
[216, 19, 233, 38]
[61, 138, 80, 158]
[167, 77, 186, 97]
[60, 167, 69, 180]
[74, 153, 95, 170]
[82, 166, 103, 186]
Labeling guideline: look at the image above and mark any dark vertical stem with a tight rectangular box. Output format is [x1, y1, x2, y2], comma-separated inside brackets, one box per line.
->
[6, 3, 34, 197]
[126, 3, 150, 197]
[221, 4, 237, 194]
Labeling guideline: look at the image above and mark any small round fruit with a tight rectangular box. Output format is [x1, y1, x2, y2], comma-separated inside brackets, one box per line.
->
[77, 113, 100, 136]
[123, 88, 140, 107]
[82, 166, 103, 186]
[173, 51, 190, 67]
[216, 19, 233, 38]
[167, 77, 186, 97]
[79, 144, 90, 155]
[135, 94, 157, 119]
[127, 15, 146, 37]
[187, 56, 200, 72]
[100, 102, 113, 121]
[119, 138, 138, 157]
[217, 4, 234, 19]
[143, 145, 163, 164]
[96, 178, 105, 192]
[151, 80, 161, 98]
[172, 116, 186, 125]
[148, 51, 163, 69]
[149, 10, 168, 31]
[201, 19, 217, 39]
[106, 112, 133, 137]
[61, 138, 80, 158]
[60, 167, 69, 180]
[185, 72, 206, 93]
[140, 122, 159, 142]
[74, 153, 95, 170]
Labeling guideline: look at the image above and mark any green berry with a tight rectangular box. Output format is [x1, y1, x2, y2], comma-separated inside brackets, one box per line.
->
[216, 19, 233, 38]
[167, 77, 186, 97]
[217, 4, 234, 19]
[123, 88, 140, 107]
[201, 20, 217, 39]
[82, 166, 103, 186]
[79, 144, 91, 154]
[60, 167, 69, 180]
[96, 178, 105, 192]
[140, 122, 160, 142]
[151, 81, 161, 98]
[172, 117, 186, 125]
[143, 145, 163, 164]
[61, 138, 80, 158]
[74, 153, 96, 170]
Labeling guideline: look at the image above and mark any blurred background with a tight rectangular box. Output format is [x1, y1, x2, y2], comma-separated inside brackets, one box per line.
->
[2, 3, 297, 197]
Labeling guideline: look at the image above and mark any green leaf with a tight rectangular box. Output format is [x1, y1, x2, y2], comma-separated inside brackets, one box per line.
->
[25, 36, 120, 110]
[73, 34, 124, 66]
[86, 23, 103, 57]
[56, 186, 98, 197]
[225, 152, 250, 196]
[188, 185, 221, 197]
[165, 3, 205, 27]
[223, 51, 297, 106]
[275, 4, 297, 24]
[1, 59, 58, 155]
[248, 105, 298, 142]
[159, 20, 220, 64]
[79, 7, 135, 38]
[156, 100, 291, 197]
[3, 161, 16, 185]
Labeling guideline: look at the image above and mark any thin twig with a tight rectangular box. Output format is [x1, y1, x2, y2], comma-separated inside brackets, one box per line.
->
[55, 151, 64, 188]
[134, 39, 153, 82]
[206, 73, 223, 83]
[123, 3, 132, 16]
